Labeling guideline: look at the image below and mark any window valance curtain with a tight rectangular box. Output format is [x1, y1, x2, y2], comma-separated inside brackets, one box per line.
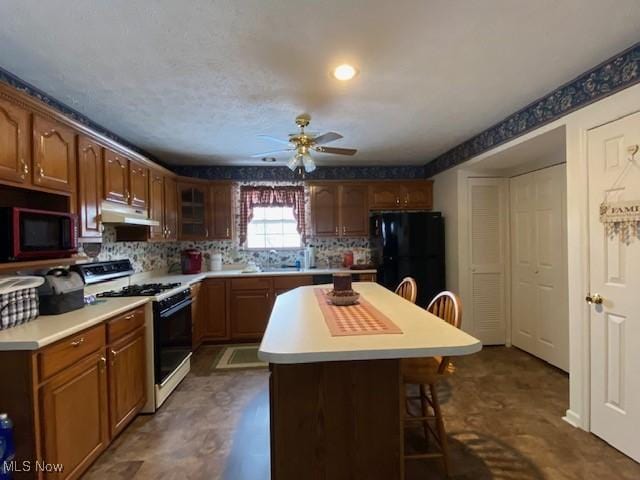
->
[239, 186, 305, 245]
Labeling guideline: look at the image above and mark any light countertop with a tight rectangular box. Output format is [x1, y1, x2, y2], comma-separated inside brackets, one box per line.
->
[259, 282, 482, 364]
[143, 268, 377, 300]
[0, 268, 377, 351]
[0, 297, 149, 351]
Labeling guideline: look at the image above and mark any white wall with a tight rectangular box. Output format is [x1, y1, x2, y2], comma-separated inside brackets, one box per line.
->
[431, 82, 640, 431]
[432, 168, 459, 293]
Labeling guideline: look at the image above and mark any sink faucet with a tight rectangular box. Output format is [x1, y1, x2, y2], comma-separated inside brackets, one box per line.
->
[267, 249, 278, 271]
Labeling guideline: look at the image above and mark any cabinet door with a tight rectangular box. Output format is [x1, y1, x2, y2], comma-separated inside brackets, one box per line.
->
[311, 184, 339, 237]
[202, 279, 228, 340]
[210, 183, 233, 239]
[369, 183, 402, 210]
[108, 328, 146, 438]
[230, 288, 271, 340]
[401, 181, 433, 210]
[77, 136, 103, 239]
[178, 183, 209, 240]
[129, 160, 148, 209]
[148, 171, 165, 240]
[103, 149, 129, 204]
[0, 97, 31, 185]
[40, 352, 109, 480]
[339, 184, 369, 236]
[163, 176, 178, 241]
[32, 115, 76, 192]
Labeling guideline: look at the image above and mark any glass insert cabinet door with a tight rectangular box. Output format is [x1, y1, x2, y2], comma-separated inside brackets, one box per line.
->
[178, 183, 208, 240]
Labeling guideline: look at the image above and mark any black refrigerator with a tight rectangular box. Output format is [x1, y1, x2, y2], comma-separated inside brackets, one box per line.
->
[370, 212, 445, 307]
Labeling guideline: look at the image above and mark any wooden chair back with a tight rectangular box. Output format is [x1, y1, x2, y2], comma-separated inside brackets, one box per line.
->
[394, 277, 417, 304]
[426, 291, 462, 329]
[427, 291, 463, 374]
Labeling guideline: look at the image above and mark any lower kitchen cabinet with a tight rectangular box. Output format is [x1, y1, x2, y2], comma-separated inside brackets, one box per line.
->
[107, 327, 146, 437]
[229, 278, 272, 340]
[40, 351, 109, 480]
[0, 305, 147, 480]
[273, 275, 313, 298]
[201, 279, 228, 342]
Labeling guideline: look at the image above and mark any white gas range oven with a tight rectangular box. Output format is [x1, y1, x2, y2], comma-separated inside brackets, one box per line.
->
[74, 260, 192, 413]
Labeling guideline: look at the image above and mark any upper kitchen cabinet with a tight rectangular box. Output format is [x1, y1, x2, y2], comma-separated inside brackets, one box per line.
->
[209, 183, 233, 239]
[339, 184, 369, 236]
[32, 114, 76, 193]
[369, 182, 403, 209]
[148, 170, 165, 241]
[178, 182, 209, 240]
[103, 149, 129, 205]
[163, 176, 178, 241]
[0, 96, 31, 186]
[369, 181, 433, 211]
[310, 183, 339, 237]
[77, 135, 104, 239]
[400, 181, 433, 210]
[129, 160, 148, 210]
[310, 183, 368, 237]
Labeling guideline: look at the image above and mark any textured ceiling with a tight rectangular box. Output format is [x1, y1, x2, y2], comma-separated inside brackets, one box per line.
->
[1, 0, 639, 167]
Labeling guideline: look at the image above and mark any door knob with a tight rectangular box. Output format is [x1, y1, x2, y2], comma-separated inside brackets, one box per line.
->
[585, 293, 603, 305]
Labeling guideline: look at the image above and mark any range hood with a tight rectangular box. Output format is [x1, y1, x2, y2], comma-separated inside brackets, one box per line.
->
[100, 202, 159, 227]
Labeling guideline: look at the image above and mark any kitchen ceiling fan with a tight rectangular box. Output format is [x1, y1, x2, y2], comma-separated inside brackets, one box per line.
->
[252, 114, 357, 172]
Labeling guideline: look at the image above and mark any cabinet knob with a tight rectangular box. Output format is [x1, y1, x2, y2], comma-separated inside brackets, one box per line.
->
[226, 226, 230, 237]
[99, 356, 107, 370]
[37, 164, 44, 178]
[342, 225, 346, 235]
[396, 197, 400, 205]
[70, 337, 85, 347]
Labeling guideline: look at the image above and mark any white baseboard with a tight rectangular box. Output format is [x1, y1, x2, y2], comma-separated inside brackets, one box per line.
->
[563, 409, 582, 429]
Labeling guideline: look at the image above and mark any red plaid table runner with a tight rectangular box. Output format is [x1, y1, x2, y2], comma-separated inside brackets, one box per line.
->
[314, 289, 403, 336]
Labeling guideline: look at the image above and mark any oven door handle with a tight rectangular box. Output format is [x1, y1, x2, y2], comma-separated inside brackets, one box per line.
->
[159, 298, 193, 318]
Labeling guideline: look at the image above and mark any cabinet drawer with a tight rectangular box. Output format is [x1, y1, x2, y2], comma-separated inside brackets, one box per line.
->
[231, 277, 272, 290]
[107, 306, 145, 343]
[39, 324, 106, 380]
[272, 275, 313, 291]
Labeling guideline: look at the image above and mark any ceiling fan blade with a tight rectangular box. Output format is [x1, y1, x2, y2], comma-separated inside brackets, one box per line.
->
[250, 149, 294, 158]
[312, 132, 343, 145]
[314, 146, 357, 156]
[257, 134, 292, 146]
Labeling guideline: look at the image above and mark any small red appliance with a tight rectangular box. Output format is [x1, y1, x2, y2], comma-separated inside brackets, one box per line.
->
[181, 249, 202, 274]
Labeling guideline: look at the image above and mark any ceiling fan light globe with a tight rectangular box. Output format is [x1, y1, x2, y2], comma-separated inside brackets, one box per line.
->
[302, 154, 316, 173]
[287, 155, 299, 171]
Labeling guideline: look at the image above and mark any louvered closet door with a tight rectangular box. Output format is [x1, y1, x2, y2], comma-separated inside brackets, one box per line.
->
[467, 178, 507, 345]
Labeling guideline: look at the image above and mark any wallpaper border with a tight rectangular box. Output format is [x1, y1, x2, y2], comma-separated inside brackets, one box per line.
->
[424, 41, 640, 177]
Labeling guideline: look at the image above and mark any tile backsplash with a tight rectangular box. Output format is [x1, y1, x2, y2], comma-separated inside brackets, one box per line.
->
[80, 180, 373, 273]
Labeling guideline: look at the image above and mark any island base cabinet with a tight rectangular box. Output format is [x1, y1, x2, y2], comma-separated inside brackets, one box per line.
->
[40, 352, 109, 480]
[269, 359, 403, 480]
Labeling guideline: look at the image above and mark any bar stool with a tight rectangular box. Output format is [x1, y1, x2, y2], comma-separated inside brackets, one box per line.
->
[401, 291, 463, 478]
[394, 277, 417, 304]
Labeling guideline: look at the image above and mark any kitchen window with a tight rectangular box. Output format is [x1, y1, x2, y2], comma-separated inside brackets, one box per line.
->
[239, 185, 306, 248]
[246, 206, 302, 249]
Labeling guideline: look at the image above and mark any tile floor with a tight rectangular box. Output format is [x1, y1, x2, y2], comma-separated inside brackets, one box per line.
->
[84, 346, 640, 479]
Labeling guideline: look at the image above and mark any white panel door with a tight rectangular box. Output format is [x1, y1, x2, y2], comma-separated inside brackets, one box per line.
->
[510, 164, 569, 371]
[467, 178, 507, 345]
[588, 112, 640, 462]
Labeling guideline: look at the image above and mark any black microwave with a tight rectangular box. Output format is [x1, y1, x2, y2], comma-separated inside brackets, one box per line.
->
[0, 207, 78, 261]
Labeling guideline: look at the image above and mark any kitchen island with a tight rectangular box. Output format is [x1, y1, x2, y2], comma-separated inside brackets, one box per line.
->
[259, 282, 482, 480]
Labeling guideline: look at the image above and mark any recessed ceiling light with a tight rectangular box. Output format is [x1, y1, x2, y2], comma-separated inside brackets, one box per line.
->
[333, 64, 358, 81]
[261, 157, 277, 163]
